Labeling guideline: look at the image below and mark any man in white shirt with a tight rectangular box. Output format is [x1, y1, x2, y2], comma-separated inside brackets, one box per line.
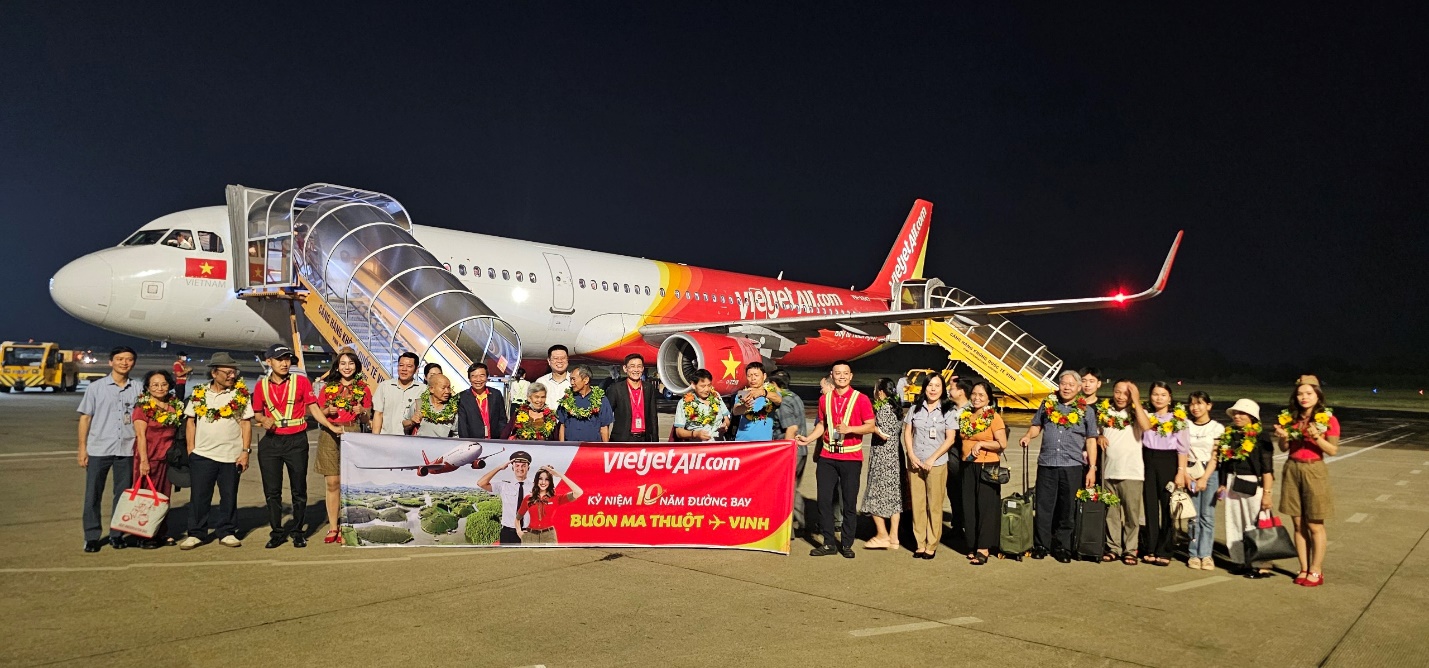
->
[476, 450, 533, 544]
[178, 353, 254, 550]
[371, 352, 424, 435]
[534, 345, 572, 402]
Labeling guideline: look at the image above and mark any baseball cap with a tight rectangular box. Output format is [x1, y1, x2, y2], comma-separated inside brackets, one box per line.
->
[265, 344, 298, 361]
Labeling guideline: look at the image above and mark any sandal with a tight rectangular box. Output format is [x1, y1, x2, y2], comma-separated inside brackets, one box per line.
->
[1152, 557, 1170, 567]
[1301, 572, 1323, 587]
[863, 538, 890, 550]
[970, 552, 988, 566]
[324, 529, 341, 544]
[1102, 553, 1117, 563]
[1294, 571, 1309, 585]
[1122, 553, 1138, 566]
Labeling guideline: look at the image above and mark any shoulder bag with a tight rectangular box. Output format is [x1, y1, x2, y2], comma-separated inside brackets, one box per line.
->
[1168, 482, 1198, 521]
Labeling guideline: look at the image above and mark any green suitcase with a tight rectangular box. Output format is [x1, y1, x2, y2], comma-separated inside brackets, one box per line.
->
[999, 448, 1035, 559]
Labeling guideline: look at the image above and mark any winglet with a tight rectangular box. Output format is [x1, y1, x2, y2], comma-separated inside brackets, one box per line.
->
[862, 199, 933, 299]
[1147, 230, 1183, 296]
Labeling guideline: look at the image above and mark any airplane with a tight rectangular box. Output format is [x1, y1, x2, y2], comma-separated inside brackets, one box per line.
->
[355, 442, 504, 477]
[49, 187, 1182, 396]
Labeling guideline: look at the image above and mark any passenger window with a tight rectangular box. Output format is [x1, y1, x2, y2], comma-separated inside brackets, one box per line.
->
[473, 266, 481, 277]
[644, 286, 651, 296]
[502, 270, 510, 281]
[579, 279, 586, 289]
[121, 229, 168, 246]
[528, 272, 537, 283]
[161, 229, 196, 250]
[602, 281, 609, 291]
[674, 290, 681, 299]
[516, 272, 524, 282]
[488, 268, 496, 279]
[459, 265, 467, 276]
[443, 263, 451, 271]
[623, 284, 630, 293]
[659, 288, 666, 297]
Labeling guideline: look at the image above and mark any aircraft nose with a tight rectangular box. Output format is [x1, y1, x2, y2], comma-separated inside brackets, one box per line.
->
[50, 254, 113, 326]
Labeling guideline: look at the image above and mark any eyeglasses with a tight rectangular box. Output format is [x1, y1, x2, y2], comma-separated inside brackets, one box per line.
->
[213, 369, 238, 377]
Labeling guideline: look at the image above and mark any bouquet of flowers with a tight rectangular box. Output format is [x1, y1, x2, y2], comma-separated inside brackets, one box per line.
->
[1075, 485, 1122, 506]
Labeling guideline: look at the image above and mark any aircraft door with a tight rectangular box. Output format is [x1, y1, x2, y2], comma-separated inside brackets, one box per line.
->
[542, 252, 576, 315]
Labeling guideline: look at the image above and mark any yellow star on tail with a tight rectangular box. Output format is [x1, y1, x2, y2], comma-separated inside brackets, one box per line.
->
[721, 351, 740, 379]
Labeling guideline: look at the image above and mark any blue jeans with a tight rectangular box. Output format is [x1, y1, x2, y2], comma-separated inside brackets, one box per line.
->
[83, 455, 134, 541]
[1188, 469, 1219, 558]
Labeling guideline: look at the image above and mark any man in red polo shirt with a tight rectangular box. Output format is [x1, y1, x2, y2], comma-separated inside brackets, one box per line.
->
[252, 345, 336, 549]
[797, 360, 875, 558]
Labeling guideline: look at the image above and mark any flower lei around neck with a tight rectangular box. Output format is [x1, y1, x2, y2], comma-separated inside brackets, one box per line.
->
[322, 376, 368, 411]
[1216, 422, 1262, 461]
[1042, 394, 1087, 427]
[682, 391, 724, 427]
[418, 390, 457, 424]
[191, 380, 250, 422]
[139, 394, 184, 427]
[1146, 403, 1189, 436]
[959, 406, 997, 438]
[559, 386, 605, 419]
[1096, 398, 1132, 430]
[1278, 407, 1332, 441]
[512, 406, 557, 439]
[741, 384, 776, 421]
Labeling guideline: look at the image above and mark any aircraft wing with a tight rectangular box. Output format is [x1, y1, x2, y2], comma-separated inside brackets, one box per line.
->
[353, 464, 428, 470]
[638, 231, 1182, 344]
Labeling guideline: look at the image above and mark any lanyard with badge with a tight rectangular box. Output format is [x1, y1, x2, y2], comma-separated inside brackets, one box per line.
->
[823, 389, 860, 445]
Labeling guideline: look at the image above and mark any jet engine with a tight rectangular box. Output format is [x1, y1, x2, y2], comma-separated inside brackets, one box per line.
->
[657, 332, 763, 395]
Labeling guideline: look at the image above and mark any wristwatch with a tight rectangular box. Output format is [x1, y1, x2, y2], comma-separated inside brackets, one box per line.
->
[241, 448, 252, 454]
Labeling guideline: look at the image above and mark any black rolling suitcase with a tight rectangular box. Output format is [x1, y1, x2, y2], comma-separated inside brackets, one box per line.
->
[1072, 461, 1109, 562]
[999, 447, 1035, 560]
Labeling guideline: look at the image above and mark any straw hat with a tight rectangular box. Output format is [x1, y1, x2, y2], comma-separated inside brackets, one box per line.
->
[1225, 398, 1261, 421]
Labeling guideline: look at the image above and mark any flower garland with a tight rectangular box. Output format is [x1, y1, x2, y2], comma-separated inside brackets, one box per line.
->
[1095, 398, 1132, 430]
[138, 394, 184, 427]
[511, 407, 558, 439]
[559, 386, 606, 419]
[1075, 485, 1122, 506]
[959, 406, 997, 438]
[190, 380, 250, 422]
[1216, 423, 1262, 461]
[1145, 403, 1189, 437]
[740, 383, 777, 422]
[681, 392, 724, 427]
[418, 390, 457, 424]
[1277, 407, 1333, 441]
[322, 377, 369, 412]
[1041, 394, 1087, 427]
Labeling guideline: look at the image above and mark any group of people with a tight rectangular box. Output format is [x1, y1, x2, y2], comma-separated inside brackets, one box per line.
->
[78, 346, 1339, 586]
[814, 365, 1335, 587]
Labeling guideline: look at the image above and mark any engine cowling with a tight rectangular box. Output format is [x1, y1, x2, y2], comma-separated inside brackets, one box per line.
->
[657, 332, 762, 396]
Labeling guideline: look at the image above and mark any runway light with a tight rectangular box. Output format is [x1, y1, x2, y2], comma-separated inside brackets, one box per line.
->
[1372, 388, 1379, 394]
[1112, 292, 1127, 303]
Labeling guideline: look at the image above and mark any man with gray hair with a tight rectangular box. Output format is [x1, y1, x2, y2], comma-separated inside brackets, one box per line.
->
[555, 365, 613, 442]
[1020, 369, 1100, 562]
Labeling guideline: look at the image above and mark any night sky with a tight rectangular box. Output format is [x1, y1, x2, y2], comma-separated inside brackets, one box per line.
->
[2, 3, 1424, 369]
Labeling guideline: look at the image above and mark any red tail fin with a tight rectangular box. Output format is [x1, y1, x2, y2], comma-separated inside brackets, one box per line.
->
[861, 199, 932, 299]
[421, 450, 431, 465]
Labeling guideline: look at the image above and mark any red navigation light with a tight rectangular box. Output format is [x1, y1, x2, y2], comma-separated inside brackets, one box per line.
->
[1113, 292, 1127, 302]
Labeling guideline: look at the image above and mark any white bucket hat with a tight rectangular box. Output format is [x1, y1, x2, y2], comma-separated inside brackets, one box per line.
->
[1225, 398, 1261, 422]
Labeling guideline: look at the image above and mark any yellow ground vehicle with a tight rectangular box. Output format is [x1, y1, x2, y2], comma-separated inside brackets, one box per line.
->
[0, 342, 78, 393]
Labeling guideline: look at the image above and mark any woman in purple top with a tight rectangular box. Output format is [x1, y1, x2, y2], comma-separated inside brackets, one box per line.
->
[1132, 381, 1189, 566]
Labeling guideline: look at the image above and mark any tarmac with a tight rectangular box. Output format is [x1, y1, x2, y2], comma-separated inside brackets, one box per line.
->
[3, 388, 1428, 667]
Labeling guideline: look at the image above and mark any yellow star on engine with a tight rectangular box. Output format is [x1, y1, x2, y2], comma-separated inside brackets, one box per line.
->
[720, 351, 740, 379]
[199, 261, 215, 275]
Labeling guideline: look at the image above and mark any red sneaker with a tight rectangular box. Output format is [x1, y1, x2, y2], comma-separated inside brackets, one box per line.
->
[1301, 572, 1323, 587]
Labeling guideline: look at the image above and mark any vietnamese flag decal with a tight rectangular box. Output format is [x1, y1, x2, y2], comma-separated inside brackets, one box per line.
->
[185, 258, 227, 279]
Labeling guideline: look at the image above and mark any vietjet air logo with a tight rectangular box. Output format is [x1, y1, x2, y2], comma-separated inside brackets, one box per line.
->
[888, 206, 927, 297]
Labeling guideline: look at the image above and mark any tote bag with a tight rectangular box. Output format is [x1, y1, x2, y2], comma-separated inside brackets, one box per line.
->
[110, 475, 170, 539]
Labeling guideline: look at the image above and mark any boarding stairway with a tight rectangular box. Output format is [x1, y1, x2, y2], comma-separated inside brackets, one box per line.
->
[892, 279, 1059, 409]
[226, 184, 521, 392]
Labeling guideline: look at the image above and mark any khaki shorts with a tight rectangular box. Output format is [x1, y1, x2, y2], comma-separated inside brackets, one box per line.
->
[316, 425, 353, 476]
[1279, 459, 1334, 521]
[521, 528, 557, 545]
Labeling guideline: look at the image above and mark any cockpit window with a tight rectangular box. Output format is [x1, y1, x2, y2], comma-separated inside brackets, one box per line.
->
[121, 229, 168, 246]
[161, 230, 197, 250]
[196, 231, 224, 253]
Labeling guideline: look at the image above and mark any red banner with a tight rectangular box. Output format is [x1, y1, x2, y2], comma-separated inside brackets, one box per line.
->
[184, 257, 227, 279]
[339, 434, 794, 553]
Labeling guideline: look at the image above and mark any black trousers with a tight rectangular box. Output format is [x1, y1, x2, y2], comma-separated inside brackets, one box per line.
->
[961, 462, 1001, 551]
[1142, 448, 1179, 558]
[258, 430, 309, 539]
[499, 526, 522, 544]
[1034, 465, 1082, 552]
[188, 454, 240, 539]
[816, 458, 862, 549]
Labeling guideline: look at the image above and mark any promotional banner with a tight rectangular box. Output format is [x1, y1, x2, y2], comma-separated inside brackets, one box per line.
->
[339, 434, 794, 554]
